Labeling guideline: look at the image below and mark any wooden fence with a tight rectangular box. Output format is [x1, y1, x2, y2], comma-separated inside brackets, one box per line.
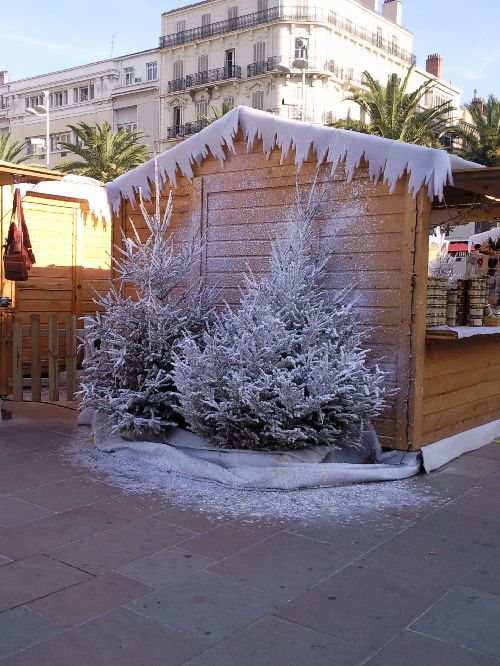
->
[11, 313, 77, 402]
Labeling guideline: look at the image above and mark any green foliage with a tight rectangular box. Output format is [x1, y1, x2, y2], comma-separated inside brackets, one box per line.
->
[453, 96, 500, 166]
[0, 133, 28, 164]
[58, 122, 149, 182]
[197, 102, 234, 125]
[335, 67, 455, 147]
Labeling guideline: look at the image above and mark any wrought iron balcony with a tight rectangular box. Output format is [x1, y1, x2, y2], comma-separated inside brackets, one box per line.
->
[160, 7, 416, 66]
[247, 56, 281, 77]
[185, 65, 241, 88]
[167, 119, 210, 139]
[168, 78, 186, 93]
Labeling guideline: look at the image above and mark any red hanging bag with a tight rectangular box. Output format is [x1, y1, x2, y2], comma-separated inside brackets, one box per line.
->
[2, 189, 35, 282]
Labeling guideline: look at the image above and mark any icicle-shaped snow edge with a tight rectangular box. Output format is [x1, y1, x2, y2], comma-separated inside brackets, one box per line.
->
[106, 106, 483, 214]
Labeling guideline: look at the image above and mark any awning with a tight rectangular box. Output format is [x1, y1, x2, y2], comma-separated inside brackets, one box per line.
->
[448, 242, 468, 254]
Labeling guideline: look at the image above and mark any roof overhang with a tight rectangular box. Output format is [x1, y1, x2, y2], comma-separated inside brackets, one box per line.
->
[0, 161, 64, 187]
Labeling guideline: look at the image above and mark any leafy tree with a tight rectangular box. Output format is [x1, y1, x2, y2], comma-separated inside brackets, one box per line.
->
[331, 67, 455, 147]
[453, 95, 500, 166]
[58, 122, 148, 182]
[0, 133, 28, 164]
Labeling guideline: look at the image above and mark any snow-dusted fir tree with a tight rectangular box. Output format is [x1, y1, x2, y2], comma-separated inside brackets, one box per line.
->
[80, 160, 210, 434]
[173, 185, 388, 451]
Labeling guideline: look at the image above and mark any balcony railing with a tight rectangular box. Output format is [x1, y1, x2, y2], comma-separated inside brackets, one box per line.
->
[160, 7, 416, 66]
[247, 56, 281, 77]
[167, 119, 210, 139]
[168, 66, 241, 93]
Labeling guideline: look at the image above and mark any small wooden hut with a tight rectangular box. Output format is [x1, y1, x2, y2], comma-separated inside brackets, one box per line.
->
[0, 166, 111, 396]
[106, 107, 500, 468]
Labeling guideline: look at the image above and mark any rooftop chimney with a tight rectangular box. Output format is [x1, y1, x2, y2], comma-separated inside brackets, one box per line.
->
[0, 70, 9, 85]
[382, 0, 402, 25]
[359, 0, 378, 9]
[426, 53, 442, 79]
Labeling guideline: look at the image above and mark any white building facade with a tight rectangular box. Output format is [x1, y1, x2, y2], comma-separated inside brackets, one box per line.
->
[159, 0, 461, 145]
[0, 49, 160, 167]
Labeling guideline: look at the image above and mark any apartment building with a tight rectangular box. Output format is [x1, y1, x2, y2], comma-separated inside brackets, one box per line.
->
[158, 0, 461, 145]
[0, 49, 160, 167]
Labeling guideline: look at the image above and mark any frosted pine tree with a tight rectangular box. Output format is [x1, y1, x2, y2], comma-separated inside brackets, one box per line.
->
[80, 161, 211, 435]
[173, 186, 388, 451]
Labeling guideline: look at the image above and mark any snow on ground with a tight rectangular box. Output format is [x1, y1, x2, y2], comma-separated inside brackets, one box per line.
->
[66, 428, 437, 521]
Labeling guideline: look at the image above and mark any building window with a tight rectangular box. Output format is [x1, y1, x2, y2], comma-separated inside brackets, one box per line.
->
[173, 60, 184, 81]
[124, 67, 134, 85]
[26, 137, 46, 156]
[254, 41, 265, 63]
[73, 85, 94, 103]
[49, 90, 68, 108]
[196, 100, 209, 120]
[176, 20, 186, 33]
[117, 122, 138, 132]
[115, 105, 138, 133]
[295, 38, 308, 60]
[376, 27, 383, 48]
[225, 49, 235, 76]
[201, 13, 211, 37]
[252, 91, 264, 110]
[25, 95, 43, 110]
[228, 6, 238, 29]
[257, 0, 268, 11]
[146, 61, 157, 81]
[198, 54, 208, 73]
[223, 96, 234, 112]
[345, 18, 352, 33]
[391, 35, 398, 54]
[172, 106, 182, 133]
[50, 132, 71, 152]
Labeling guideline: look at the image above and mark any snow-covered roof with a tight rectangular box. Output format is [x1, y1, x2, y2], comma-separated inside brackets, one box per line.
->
[468, 226, 500, 251]
[106, 106, 483, 214]
[17, 174, 110, 221]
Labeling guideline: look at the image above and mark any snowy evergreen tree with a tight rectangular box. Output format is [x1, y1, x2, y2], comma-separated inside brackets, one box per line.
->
[173, 186, 388, 451]
[80, 161, 211, 435]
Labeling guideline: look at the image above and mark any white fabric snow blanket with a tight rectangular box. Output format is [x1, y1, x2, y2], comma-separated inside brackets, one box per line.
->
[85, 414, 421, 491]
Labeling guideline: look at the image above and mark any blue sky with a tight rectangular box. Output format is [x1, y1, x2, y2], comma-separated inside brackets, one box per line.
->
[0, 0, 496, 103]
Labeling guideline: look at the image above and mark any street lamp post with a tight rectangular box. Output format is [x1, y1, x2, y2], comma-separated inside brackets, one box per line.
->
[26, 90, 50, 168]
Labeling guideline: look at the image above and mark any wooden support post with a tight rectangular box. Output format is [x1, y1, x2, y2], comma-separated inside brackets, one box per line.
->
[48, 314, 59, 402]
[31, 314, 41, 402]
[66, 314, 77, 401]
[12, 316, 23, 401]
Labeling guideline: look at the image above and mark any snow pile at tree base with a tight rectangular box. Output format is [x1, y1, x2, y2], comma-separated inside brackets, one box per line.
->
[88, 416, 421, 490]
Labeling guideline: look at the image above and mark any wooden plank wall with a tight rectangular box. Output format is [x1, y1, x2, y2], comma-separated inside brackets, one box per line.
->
[115, 137, 420, 450]
[421, 336, 500, 445]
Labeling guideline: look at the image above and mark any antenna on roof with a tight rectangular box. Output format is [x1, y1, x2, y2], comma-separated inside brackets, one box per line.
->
[110, 33, 119, 59]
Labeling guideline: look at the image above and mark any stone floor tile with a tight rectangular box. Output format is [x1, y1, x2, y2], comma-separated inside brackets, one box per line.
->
[210, 531, 360, 600]
[417, 506, 500, 547]
[411, 585, 500, 658]
[275, 564, 445, 654]
[116, 546, 215, 588]
[468, 441, 500, 462]
[153, 505, 231, 532]
[0, 606, 204, 666]
[182, 523, 269, 560]
[28, 571, 152, 628]
[460, 550, 500, 597]
[480, 470, 500, 490]
[0, 555, 12, 566]
[129, 570, 278, 646]
[0, 554, 91, 612]
[93, 492, 174, 520]
[0, 459, 80, 493]
[366, 629, 500, 665]
[183, 614, 365, 666]
[289, 508, 411, 551]
[229, 516, 298, 537]
[50, 517, 196, 574]
[0, 606, 62, 660]
[12, 476, 123, 512]
[439, 456, 500, 480]
[0, 494, 55, 527]
[414, 471, 479, 499]
[447, 487, 500, 519]
[0, 506, 130, 560]
[359, 525, 495, 587]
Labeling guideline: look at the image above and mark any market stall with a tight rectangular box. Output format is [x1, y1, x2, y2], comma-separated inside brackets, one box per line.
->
[106, 107, 500, 467]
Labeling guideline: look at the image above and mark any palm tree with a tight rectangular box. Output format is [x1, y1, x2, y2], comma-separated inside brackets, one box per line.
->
[0, 133, 28, 164]
[331, 67, 455, 147]
[197, 102, 234, 125]
[58, 122, 149, 182]
[452, 96, 500, 166]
